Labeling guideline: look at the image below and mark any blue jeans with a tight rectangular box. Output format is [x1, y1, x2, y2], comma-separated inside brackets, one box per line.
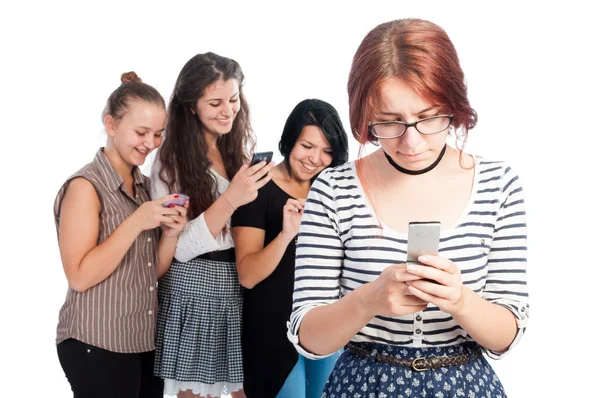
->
[276, 351, 341, 398]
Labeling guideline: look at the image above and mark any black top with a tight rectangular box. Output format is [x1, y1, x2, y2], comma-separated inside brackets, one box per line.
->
[231, 180, 299, 398]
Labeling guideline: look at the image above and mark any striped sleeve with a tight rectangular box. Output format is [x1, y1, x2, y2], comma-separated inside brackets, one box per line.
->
[483, 164, 529, 359]
[287, 171, 344, 359]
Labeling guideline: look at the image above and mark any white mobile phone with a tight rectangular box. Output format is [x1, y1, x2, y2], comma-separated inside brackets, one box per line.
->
[406, 221, 441, 265]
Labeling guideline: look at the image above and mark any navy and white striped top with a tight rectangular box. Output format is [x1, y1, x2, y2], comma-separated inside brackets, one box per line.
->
[287, 157, 529, 360]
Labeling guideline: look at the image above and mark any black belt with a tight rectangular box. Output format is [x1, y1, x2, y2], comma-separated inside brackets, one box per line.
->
[195, 248, 236, 262]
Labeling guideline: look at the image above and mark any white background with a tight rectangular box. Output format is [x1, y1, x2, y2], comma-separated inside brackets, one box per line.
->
[1, 1, 598, 397]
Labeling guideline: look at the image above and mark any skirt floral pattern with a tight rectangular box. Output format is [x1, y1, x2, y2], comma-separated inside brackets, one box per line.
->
[321, 342, 506, 398]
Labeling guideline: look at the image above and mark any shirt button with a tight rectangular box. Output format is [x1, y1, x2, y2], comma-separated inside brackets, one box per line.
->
[147, 237, 152, 242]
[481, 239, 486, 245]
[147, 262, 152, 267]
[148, 310, 153, 315]
[415, 329, 422, 334]
[520, 307, 526, 313]
[416, 315, 422, 322]
[149, 286, 154, 292]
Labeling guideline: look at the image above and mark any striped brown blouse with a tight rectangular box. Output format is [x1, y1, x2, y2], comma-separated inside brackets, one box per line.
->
[54, 148, 160, 353]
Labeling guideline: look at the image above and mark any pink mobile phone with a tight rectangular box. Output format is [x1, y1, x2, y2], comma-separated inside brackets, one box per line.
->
[162, 194, 189, 208]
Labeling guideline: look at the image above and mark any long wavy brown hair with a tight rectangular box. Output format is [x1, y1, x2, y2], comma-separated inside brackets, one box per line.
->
[157, 53, 255, 219]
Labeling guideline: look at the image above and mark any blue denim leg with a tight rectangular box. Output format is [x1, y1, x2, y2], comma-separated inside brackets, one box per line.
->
[276, 356, 306, 398]
[305, 350, 341, 398]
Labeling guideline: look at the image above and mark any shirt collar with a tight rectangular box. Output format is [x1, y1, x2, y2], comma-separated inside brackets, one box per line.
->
[94, 148, 146, 192]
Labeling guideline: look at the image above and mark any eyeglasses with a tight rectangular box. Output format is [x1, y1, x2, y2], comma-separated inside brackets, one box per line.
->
[368, 114, 454, 139]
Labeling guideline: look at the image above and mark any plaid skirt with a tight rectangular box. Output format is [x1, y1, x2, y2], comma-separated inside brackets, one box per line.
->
[322, 342, 506, 398]
[154, 249, 243, 396]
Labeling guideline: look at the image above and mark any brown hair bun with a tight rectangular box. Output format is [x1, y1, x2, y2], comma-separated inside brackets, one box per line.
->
[120, 71, 142, 84]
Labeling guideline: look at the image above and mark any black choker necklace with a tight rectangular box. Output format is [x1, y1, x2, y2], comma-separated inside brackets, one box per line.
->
[383, 145, 447, 175]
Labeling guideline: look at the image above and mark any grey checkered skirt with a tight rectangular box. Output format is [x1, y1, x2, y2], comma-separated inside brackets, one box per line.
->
[153, 250, 243, 385]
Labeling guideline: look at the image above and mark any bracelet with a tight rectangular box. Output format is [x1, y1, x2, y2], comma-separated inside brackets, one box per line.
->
[221, 193, 237, 210]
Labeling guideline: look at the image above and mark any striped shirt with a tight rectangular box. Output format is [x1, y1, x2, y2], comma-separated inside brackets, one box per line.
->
[287, 157, 529, 360]
[54, 148, 161, 353]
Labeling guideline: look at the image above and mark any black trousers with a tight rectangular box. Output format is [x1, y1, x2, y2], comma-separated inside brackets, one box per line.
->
[57, 338, 164, 398]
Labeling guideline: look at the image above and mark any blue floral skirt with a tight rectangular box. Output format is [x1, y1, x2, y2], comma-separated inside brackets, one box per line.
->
[321, 342, 506, 398]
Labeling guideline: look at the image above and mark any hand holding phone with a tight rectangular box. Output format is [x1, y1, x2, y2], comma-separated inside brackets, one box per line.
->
[405, 221, 467, 314]
[250, 151, 273, 181]
[407, 221, 441, 283]
[162, 193, 190, 208]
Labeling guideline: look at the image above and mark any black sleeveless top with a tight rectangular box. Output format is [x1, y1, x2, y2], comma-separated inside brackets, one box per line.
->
[231, 180, 299, 398]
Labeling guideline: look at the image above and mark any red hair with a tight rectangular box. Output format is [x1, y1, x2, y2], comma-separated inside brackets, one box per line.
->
[348, 18, 477, 147]
[348, 19, 478, 225]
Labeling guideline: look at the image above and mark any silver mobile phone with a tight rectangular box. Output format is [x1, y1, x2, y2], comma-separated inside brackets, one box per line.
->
[407, 221, 441, 265]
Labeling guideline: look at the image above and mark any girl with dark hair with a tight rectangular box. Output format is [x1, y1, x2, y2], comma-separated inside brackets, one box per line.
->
[231, 99, 349, 398]
[149, 53, 274, 398]
[288, 19, 529, 397]
[54, 72, 188, 398]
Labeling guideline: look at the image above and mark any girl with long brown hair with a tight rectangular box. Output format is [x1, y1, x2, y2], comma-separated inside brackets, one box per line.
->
[149, 53, 274, 398]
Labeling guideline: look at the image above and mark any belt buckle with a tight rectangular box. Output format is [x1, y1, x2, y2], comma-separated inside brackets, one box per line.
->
[411, 357, 428, 372]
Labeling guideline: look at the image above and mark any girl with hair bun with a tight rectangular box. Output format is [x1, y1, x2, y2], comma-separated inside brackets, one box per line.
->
[54, 72, 189, 398]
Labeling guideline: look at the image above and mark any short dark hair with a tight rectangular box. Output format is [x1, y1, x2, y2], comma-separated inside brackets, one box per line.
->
[279, 99, 349, 174]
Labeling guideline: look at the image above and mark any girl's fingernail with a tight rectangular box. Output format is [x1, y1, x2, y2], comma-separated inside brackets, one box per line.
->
[418, 256, 428, 263]
[170, 204, 175, 208]
[407, 264, 417, 272]
[174, 195, 179, 198]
